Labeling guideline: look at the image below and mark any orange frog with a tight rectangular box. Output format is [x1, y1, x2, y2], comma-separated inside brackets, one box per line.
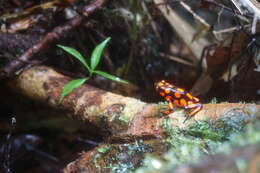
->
[155, 80, 202, 119]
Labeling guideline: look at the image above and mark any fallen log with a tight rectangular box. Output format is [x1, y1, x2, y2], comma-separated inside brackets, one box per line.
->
[10, 66, 260, 141]
[9, 66, 260, 173]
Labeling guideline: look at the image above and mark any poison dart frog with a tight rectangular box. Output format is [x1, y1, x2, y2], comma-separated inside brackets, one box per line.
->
[155, 80, 202, 119]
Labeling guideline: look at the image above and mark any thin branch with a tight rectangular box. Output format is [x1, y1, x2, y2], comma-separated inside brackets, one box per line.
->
[179, 1, 211, 29]
[213, 24, 250, 35]
[159, 52, 194, 66]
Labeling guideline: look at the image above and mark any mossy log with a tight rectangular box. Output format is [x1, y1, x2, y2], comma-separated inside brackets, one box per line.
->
[11, 66, 260, 141]
[9, 66, 260, 173]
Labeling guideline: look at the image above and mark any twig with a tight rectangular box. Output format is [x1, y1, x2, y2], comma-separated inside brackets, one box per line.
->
[159, 52, 194, 66]
[179, 1, 211, 29]
[0, 0, 108, 78]
[213, 24, 251, 35]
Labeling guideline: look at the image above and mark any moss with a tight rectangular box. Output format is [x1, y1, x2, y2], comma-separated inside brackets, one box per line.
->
[92, 145, 112, 170]
[91, 105, 259, 173]
[97, 146, 112, 153]
[216, 120, 260, 154]
[134, 111, 260, 173]
[118, 115, 129, 123]
[108, 140, 150, 173]
[209, 97, 217, 104]
[235, 157, 248, 172]
[185, 115, 245, 141]
[99, 103, 130, 133]
[92, 140, 151, 173]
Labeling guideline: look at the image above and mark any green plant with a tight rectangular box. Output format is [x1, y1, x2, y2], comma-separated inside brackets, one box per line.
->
[57, 37, 128, 101]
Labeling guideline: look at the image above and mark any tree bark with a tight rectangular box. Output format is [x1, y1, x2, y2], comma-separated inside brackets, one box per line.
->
[9, 66, 260, 141]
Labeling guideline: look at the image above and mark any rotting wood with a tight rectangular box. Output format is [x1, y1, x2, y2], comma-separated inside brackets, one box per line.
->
[9, 66, 260, 141]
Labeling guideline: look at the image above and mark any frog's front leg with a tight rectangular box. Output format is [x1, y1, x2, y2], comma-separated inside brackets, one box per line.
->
[162, 97, 174, 115]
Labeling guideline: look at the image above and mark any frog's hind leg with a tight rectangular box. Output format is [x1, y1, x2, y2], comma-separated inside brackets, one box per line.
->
[183, 104, 202, 123]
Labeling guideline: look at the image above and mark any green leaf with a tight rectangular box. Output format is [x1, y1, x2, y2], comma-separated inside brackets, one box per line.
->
[57, 45, 91, 72]
[94, 70, 128, 84]
[90, 37, 111, 70]
[60, 78, 88, 101]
